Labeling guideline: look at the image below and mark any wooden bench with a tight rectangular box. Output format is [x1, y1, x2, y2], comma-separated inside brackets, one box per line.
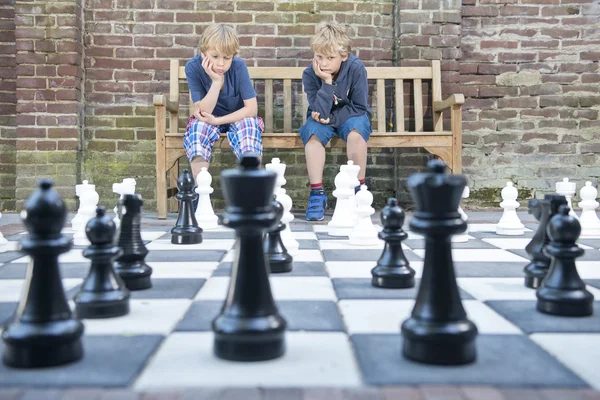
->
[153, 59, 464, 219]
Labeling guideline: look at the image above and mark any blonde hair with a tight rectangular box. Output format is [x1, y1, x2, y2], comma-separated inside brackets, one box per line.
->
[199, 23, 239, 56]
[310, 21, 351, 57]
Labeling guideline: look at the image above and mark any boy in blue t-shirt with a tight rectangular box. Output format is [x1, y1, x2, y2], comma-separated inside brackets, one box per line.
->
[184, 23, 263, 179]
[299, 22, 372, 221]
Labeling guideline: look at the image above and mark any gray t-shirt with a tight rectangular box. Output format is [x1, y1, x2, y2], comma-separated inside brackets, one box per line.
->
[185, 55, 256, 117]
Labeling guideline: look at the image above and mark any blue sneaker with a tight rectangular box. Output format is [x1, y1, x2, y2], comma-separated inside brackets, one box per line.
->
[306, 190, 327, 221]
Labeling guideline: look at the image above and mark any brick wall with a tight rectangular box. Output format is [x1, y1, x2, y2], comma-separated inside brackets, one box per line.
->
[460, 0, 600, 206]
[2, 0, 600, 212]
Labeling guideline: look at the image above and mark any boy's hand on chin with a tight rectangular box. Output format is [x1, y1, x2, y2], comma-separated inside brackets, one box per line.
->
[312, 58, 333, 84]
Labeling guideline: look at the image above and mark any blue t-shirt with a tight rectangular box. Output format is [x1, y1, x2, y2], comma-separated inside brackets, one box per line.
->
[185, 55, 256, 117]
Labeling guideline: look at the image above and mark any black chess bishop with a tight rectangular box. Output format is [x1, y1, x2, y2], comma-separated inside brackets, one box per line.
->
[2, 180, 84, 368]
[171, 169, 203, 245]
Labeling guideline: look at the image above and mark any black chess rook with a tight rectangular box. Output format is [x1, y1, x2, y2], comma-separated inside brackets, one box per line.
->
[264, 195, 293, 273]
[212, 153, 287, 362]
[2, 180, 84, 368]
[171, 169, 203, 245]
[114, 194, 153, 290]
[524, 194, 568, 289]
[371, 197, 415, 288]
[74, 206, 130, 319]
[537, 205, 594, 317]
[401, 159, 478, 365]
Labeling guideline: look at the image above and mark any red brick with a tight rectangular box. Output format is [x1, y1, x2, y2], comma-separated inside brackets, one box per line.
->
[498, 52, 537, 62]
[94, 35, 133, 46]
[48, 127, 79, 138]
[115, 0, 152, 8]
[16, 52, 46, 64]
[541, 28, 579, 38]
[93, 58, 132, 69]
[541, 74, 579, 84]
[47, 103, 78, 114]
[541, 6, 580, 16]
[16, 115, 35, 125]
[17, 127, 46, 138]
[175, 13, 212, 23]
[37, 140, 57, 151]
[35, 90, 56, 101]
[502, 6, 540, 16]
[136, 12, 174, 22]
[57, 140, 79, 150]
[480, 40, 518, 49]
[581, 52, 600, 61]
[56, 89, 81, 101]
[134, 36, 173, 47]
[132, 60, 169, 70]
[15, 140, 36, 150]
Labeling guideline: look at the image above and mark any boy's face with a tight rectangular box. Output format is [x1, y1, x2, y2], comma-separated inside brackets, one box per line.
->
[314, 50, 348, 76]
[202, 47, 234, 75]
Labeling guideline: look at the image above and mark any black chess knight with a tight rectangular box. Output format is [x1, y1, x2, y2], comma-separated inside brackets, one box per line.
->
[401, 160, 478, 365]
[212, 153, 287, 362]
[2, 180, 84, 368]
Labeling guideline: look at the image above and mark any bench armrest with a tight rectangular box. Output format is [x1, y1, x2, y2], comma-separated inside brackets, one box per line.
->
[153, 94, 179, 114]
[433, 94, 465, 112]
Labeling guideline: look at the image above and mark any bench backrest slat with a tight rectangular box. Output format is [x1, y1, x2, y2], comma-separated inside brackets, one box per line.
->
[395, 78, 404, 132]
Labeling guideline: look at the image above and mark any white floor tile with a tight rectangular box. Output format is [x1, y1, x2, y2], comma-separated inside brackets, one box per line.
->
[195, 276, 336, 301]
[223, 249, 322, 263]
[319, 240, 384, 250]
[146, 239, 234, 251]
[326, 261, 423, 279]
[468, 223, 532, 233]
[81, 299, 192, 335]
[133, 331, 362, 389]
[578, 261, 600, 279]
[531, 333, 600, 389]
[412, 249, 529, 262]
[482, 238, 535, 250]
[149, 262, 218, 279]
[0, 242, 18, 252]
[293, 232, 317, 240]
[0, 279, 82, 302]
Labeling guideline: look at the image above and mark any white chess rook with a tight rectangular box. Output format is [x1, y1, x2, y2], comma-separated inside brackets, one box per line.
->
[555, 177, 578, 219]
[496, 182, 525, 236]
[578, 181, 600, 237]
[194, 168, 218, 230]
[328, 166, 356, 237]
[265, 157, 298, 255]
[349, 185, 379, 246]
[453, 186, 470, 243]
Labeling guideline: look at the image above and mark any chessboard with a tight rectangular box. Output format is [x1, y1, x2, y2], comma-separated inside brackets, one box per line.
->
[0, 215, 600, 391]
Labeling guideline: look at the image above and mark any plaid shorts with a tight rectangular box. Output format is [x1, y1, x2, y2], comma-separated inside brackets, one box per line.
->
[183, 116, 264, 162]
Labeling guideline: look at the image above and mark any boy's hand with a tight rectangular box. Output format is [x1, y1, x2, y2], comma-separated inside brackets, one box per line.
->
[312, 58, 333, 85]
[311, 111, 330, 125]
[201, 53, 224, 85]
[196, 110, 221, 126]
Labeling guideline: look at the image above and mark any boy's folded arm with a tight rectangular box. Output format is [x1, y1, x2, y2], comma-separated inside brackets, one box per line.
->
[304, 72, 334, 117]
[186, 61, 219, 114]
[328, 67, 370, 126]
[215, 97, 258, 125]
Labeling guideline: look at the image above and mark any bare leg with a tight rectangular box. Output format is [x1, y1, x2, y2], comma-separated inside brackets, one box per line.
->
[305, 135, 326, 185]
[190, 156, 209, 181]
[346, 130, 367, 181]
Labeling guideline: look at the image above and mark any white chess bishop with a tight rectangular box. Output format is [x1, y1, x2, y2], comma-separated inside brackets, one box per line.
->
[73, 188, 100, 246]
[349, 185, 379, 246]
[555, 177, 578, 219]
[265, 157, 298, 255]
[328, 166, 356, 237]
[112, 178, 136, 228]
[578, 181, 600, 237]
[453, 186, 470, 243]
[496, 182, 525, 236]
[194, 168, 218, 230]
[71, 180, 96, 231]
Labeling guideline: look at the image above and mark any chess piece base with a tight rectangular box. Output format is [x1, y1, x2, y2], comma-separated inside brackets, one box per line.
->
[269, 255, 293, 273]
[76, 297, 130, 319]
[537, 288, 594, 317]
[496, 226, 525, 236]
[115, 264, 152, 290]
[524, 262, 548, 289]
[2, 320, 83, 368]
[213, 316, 286, 362]
[371, 266, 415, 288]
[171, 228, 203, 245]
[402, 318, 477, 365]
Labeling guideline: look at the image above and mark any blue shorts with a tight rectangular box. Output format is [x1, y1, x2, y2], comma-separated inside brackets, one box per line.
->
[298, 114, 372, 146]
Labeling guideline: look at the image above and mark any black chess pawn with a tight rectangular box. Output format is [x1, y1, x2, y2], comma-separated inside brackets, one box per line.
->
[371, 198, 415, 288]
[114, 194, 153, 290]
[2, 180, 84, 368]
[264, 195, 293, 273]
[401, 159, 478, 365]
[212, 153, 287, 361]
[171, 169, 203, 245]
[524, 194, 568, 289]
[537, 205, 594, 317]
[74, 206, 130, 319]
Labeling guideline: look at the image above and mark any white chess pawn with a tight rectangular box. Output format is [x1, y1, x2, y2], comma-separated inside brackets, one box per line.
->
[113, 178, 136, 228]
[73, 189, 100, 246]
[496, 182, 525, 235]
[453, 186, 470, 243]
[194, 168, 218, 230]
[72, 180, 95, 231]
[278, 189, 299, 256]
[265, 157, 286, 197]
[0, 212, 8, 247]
[328, 167, 356, 237]
[555, 177, 578, 219]
[349, 185, 379, 246]
[578, 181, 600, 237]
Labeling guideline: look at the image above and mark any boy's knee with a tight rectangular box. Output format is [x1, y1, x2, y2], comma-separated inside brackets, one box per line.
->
[307, 135, 323, 145]
[347, 130, 367, 146]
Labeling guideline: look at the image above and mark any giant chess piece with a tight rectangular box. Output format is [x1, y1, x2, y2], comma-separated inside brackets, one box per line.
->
[524, 194, 567, 289]
[348, 185, 379, 246]
[212, 153, 286, 361]
[578, 181, 600, 237]
[264, 196, 293, 273]
[371, 198, 415, 288]
[171, 169, 203, 244]
[71, 180, 95, 231]
[73, 187, 100, 246]
[328, 166, 356, 237]
[2, 180, 84, 368]
[194, 167, 219, 230]
[114, 194, 153, 290]
[555, 178, 578, 219]
[401, 160, 478, 365]
[74, 206, 130, 319]
[453, 186, 470, 243]
[266, 158, 299, 255]
[537, 205, 594, 317]
[112, 178, 136, 228]
[496, 182, 525, 236]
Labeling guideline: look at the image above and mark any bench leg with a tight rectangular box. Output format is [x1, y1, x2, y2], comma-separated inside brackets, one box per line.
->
[169, 163, 179, 213]
[156, 170, 168, 219]
[451, 104, 462, 175]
